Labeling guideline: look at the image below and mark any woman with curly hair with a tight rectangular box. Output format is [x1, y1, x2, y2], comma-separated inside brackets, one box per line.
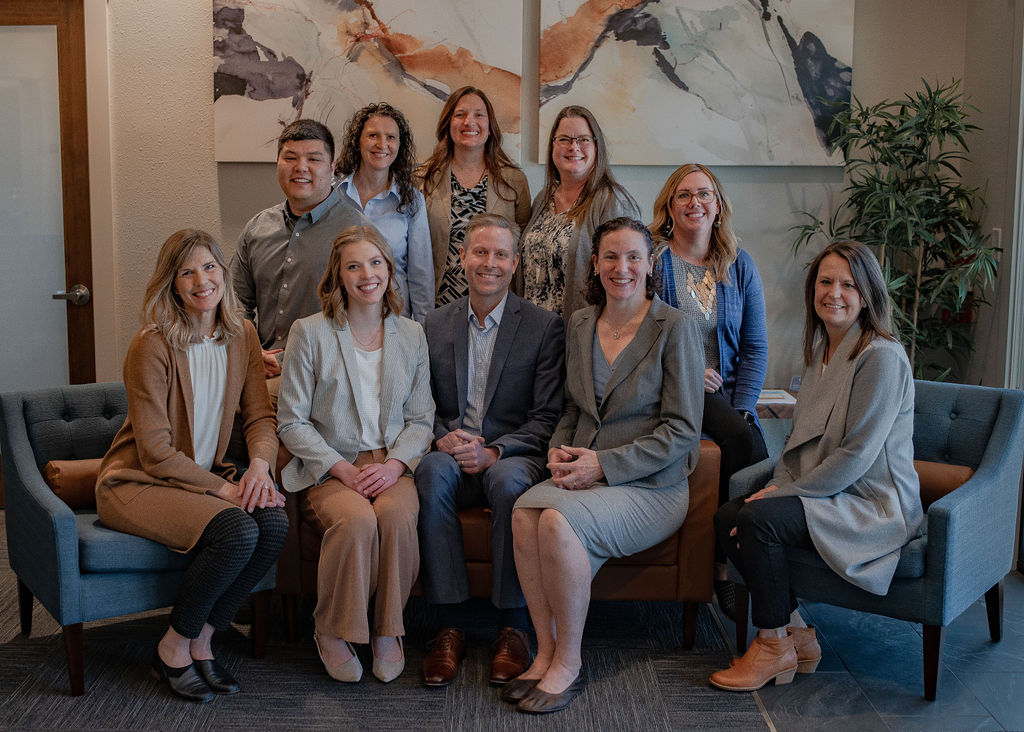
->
[335, 102, 433, 322]
[416, 86, 531, 306]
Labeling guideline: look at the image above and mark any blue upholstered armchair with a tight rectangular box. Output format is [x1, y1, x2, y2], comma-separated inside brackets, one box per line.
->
[729, 380, 1024, 700]
[0, 382, 275, 696]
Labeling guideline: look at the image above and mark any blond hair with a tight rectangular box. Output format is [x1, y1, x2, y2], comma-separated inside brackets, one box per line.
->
[141, 229, 244, 350]
[650, 163, 739, 284]
[318, 226, 403, 325]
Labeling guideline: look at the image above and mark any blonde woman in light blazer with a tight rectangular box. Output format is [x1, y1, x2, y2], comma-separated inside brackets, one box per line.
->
[277, 225, 434, 684]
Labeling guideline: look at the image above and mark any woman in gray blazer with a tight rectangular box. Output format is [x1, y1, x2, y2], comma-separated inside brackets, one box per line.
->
[506, 218, 704, 713]
[709, 240, 923, 693]
[277, 226, 434, 684]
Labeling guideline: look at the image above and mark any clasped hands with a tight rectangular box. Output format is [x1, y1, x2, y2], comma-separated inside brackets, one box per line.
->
[213, 457, 285, 512]
[436, 429, 498, 474]
[548, 445, 603, 490]
[329, 457, 405, 498]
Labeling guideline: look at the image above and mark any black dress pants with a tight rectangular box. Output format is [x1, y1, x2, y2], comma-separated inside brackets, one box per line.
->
[714, 495, 815, 630]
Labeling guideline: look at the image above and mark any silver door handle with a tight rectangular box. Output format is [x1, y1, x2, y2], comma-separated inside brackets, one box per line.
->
[52, 284, 91, 306]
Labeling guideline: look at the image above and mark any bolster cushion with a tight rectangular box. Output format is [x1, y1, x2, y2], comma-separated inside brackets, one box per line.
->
[42, 458, 102, 509]
[914, 459, 975, 510]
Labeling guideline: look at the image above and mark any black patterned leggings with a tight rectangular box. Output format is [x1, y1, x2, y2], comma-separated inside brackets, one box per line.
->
[169, 506, 288, 638]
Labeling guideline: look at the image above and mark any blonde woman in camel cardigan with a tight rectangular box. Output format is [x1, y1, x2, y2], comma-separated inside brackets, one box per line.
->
[97, 229, 287, 704]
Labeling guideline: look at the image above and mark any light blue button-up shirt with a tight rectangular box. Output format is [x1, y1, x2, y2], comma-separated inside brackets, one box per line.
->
[337, 175, 434, 323]
[463, 292, 508, 435]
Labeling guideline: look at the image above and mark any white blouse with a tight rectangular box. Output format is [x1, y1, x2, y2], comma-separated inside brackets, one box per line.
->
[353, 345, 384, 451]
[187, 337, 228, 471]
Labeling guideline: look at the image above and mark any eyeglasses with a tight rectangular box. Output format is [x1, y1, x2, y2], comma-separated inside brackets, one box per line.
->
[674, 189, 716, 204]
[553, 135, 595, 148]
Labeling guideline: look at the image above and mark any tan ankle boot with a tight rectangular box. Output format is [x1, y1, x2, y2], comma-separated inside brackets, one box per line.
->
[710, 633, 798, 692]
[787, 626, 821, 673]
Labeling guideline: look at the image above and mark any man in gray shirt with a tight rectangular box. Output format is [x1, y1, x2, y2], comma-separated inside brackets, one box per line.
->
[231, 119, 370, 387]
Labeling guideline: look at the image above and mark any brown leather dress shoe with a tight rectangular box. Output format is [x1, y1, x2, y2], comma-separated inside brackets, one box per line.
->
[489, 627, 532, 685]
[422, 628, 466, 687]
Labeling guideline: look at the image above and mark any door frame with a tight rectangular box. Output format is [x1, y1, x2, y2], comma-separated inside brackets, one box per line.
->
[1, 0, 95, 383]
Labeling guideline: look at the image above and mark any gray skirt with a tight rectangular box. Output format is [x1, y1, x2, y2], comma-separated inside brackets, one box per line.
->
[514, 478, 690, 576]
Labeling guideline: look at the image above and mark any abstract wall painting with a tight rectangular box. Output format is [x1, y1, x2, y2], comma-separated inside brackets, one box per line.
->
[213, 0, 523, 162]
[538, 0, 854, 166]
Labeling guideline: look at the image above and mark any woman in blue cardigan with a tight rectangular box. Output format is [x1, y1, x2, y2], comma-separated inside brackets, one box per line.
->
[651, 163, 768, 618]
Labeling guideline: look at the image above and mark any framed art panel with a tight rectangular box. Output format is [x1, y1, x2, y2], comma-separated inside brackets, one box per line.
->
[214, 0, 523, 162]
[538, 0, 853, 166]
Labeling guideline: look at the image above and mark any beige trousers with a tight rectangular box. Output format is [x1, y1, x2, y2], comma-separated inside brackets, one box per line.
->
[301, 449, 419, 643]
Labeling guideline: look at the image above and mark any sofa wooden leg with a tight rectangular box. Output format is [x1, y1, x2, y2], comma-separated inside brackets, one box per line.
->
[17, 578, 33, 636]
[682, 602, 698, 650]
[922, 624, 944, 701]
[251, 590, 271, 659]
[734, 584, 750, 652]
[985, 580, 1004, 642]
[62, 623, 84, 696]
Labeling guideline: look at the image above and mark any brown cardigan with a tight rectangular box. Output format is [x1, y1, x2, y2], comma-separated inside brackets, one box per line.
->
[96, 320, 277, 551]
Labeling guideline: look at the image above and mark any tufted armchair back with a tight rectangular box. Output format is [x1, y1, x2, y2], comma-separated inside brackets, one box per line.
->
[913, 380, 1000, 469]
[18, 383, 128, 468]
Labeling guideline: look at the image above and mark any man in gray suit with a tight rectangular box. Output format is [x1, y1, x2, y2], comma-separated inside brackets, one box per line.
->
[416, 213, 565, 688]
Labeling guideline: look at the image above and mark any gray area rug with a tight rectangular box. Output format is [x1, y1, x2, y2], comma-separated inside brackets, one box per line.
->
[0, 514, 766, 730]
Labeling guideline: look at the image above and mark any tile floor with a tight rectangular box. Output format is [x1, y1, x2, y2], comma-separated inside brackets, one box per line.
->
[714, 570, 1024, 731]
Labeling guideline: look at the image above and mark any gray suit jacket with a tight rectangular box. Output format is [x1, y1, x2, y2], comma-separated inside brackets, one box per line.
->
[554, 296, 703, 489]
[424, 292, 565, 462]
[276, 312, 435, 492]
[770, 324, 923, 595]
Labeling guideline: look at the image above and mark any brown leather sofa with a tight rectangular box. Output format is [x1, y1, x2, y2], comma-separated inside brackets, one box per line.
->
[276, 440, 720, 649]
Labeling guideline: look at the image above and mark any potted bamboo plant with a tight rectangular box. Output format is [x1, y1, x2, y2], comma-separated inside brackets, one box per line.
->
[793, 79, 999, 380]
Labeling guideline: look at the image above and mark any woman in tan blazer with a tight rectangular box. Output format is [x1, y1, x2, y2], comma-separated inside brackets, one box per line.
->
[416, 86, 531, 306]
[277, 225, 434, 684]
[96, 229, 286, 703]
[507, 218, 703, 714]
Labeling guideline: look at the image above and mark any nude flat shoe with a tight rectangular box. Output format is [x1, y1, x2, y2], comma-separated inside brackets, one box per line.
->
[314, 630, 362, 683]
[372, 637, 405, 683]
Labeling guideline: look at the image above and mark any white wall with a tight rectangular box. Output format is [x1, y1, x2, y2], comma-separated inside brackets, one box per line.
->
[95, 0, 1017, 389]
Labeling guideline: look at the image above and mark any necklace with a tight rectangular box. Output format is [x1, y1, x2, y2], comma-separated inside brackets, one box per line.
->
[350, 322, 383, 350]
[683, 260, 716, 321]
[603, 310, 642, 341]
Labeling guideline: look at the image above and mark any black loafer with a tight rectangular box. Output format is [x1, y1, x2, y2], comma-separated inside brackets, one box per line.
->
[151, 652, 214, 703]
[500, 676, 539, 703]
[517, 671, 586, 714]
[193, 658, 241, 694]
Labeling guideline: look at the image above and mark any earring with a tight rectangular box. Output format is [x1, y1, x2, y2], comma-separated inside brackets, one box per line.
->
[663, 219, 674, 238]
[713, 215, 721, 229]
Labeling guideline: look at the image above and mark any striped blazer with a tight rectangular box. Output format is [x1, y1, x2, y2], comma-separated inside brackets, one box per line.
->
[277, 311, 434, 492]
